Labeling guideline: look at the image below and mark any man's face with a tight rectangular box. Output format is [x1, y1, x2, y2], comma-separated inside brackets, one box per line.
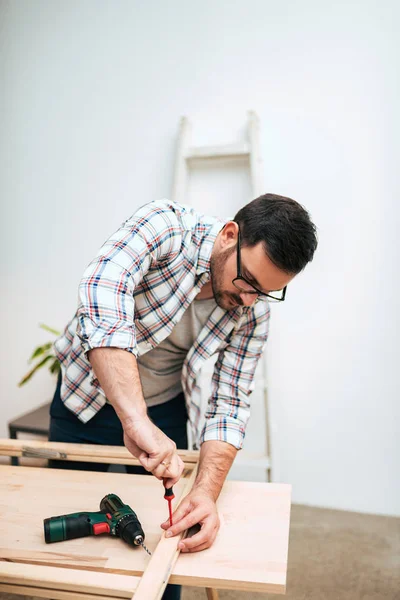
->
[210, 223, 295, 310]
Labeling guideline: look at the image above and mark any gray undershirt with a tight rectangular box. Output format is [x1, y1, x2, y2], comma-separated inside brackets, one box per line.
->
[137, 297, 217, 407]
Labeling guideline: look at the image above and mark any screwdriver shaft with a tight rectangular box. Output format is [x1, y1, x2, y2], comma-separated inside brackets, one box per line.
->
[167, 498, 173, 527]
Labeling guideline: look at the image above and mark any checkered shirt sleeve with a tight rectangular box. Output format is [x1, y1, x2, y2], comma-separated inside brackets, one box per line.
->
[200, 299, 270, 449]
[76, 203, 181, 356]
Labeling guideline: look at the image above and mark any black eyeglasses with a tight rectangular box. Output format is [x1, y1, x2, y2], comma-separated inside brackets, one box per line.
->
[231, 225, 287, 302]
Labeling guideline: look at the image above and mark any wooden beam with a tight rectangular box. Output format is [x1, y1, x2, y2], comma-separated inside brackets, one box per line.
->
[0, 585, 118, 600]
[186, 142, 250, 160]
[0, 439, 198, 468]
[0, 562, 138, 597]
[171, 116, 192, 203]
[133, 465, 199, 600]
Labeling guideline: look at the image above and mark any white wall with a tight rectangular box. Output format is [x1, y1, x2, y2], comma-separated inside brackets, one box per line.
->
[1, 0, 399, 516]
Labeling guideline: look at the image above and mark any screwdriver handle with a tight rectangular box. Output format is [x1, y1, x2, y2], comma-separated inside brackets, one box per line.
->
[164, 486, 175, 500]
[164, 485, 175, 527]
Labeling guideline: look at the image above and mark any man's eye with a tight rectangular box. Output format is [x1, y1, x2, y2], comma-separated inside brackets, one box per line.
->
[245, 272, 257, 285]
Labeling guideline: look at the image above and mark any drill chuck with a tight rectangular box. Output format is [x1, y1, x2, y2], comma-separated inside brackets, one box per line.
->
[115, 512, 146, 547]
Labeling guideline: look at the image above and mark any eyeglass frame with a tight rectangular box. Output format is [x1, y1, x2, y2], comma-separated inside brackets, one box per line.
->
[231, 223, 287, 302]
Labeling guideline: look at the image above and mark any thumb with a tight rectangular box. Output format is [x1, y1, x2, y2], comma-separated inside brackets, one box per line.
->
[163, 475, 178, 489]
[161, 496, 191, 529]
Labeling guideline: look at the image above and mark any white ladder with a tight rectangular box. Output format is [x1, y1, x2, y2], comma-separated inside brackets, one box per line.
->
[171, 111, 272, 482]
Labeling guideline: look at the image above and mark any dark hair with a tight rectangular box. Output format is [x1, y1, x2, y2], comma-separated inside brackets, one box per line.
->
[234, 193, 318, 274]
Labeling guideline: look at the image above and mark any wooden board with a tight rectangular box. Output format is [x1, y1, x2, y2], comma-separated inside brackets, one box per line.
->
[0, 561, 140, 598]
[133, 465, 198, 600]
[0, 466, 291, 594]
[0, 439, 199, 467]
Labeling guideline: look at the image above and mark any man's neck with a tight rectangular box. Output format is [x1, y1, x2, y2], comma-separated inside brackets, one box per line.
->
[195, 280, 214, 300]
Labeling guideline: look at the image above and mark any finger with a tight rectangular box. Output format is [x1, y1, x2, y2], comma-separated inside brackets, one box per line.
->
[152, 461, 172, 480]
[180, 541, 213, 553]
[162, 457, 183, 489]
[138, 457, 162, 479]
[160, 496, 191, 529]
[165, 508, 204, 538]
[164, 455, 185, 488]
[161, 495, 193, 529]
[138, 450, 169, 474]
[153, 452, 182, 481]
[163, 476, 177, 489]
[137, 451, 152, 473]
[181, 522, 219, 550]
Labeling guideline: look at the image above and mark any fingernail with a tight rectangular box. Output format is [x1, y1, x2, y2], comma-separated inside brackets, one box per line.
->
[166, 531, 172, 538]
[179, 543, 185, 550]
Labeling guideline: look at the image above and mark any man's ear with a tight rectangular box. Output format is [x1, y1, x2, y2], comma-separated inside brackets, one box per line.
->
[220, 221, 238, 250]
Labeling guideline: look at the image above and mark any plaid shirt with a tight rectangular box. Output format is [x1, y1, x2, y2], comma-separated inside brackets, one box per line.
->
[54, 199, 270, 449]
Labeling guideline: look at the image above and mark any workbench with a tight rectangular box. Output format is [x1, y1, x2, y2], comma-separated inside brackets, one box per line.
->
[0, 440, 291, 599]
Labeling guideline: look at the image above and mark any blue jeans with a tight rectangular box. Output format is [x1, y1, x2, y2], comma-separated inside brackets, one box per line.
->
[48, 374, 187, 600]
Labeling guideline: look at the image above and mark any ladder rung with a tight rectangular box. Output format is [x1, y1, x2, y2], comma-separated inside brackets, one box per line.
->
[185, 142, 250, 160]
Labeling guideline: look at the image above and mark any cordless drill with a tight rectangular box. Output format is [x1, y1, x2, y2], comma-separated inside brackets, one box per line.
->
[44, 493, 146, 549]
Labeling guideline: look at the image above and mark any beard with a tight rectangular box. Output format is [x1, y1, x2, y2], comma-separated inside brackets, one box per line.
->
[210, 247, 244, 310]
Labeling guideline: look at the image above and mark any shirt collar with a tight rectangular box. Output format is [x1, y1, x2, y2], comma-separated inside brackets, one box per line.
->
[196, 220, 226, 275]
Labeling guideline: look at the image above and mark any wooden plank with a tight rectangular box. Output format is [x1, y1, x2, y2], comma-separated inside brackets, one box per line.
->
[171, 116, 191, 203]
[170, 478, 291, 594]
[186, 143, 250, 160]
[0, 465, 291, 594]
[248, 110, 263, 196]
[0, 584, 119, 600]
[0, 439, 198, 467]
[133, 465, 198, 600]
[0, 562, 137, 597]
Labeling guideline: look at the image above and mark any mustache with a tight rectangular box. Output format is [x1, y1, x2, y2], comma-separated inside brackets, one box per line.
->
[228, 293, 244, 306]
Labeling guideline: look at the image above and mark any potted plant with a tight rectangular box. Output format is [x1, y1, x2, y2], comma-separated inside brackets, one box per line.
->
[18, 324, 61, 387]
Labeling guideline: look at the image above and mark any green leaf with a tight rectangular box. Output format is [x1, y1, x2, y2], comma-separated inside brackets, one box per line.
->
[39, 323, 61, 336]
[49, 358, 61, 375]
[29, 342, 53, 362]
[18, 355, 54, 387]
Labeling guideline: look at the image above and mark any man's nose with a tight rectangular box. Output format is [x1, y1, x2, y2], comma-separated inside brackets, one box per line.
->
[240, 292, 257, 307]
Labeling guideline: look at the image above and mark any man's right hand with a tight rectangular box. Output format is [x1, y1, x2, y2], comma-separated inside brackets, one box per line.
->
[87, 348, 184, 486]
[122, 414, 185, 487]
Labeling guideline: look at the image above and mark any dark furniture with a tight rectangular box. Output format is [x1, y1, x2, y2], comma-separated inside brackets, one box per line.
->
[8, 402, 51, 465]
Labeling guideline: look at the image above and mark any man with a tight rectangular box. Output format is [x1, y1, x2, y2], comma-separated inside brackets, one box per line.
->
[49, 193, 317, 599]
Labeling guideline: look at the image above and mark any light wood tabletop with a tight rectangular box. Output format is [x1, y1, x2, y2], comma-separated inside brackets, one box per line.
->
[0, 465, 291, 596]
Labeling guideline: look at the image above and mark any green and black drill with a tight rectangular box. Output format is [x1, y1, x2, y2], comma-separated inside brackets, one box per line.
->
[43, 493, 151, 555]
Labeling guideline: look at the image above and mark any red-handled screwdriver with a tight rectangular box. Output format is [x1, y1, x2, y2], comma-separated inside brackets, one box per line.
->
[164, 486, 175, 527]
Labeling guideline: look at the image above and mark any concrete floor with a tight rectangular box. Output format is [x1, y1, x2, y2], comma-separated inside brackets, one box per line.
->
[1, 504, 399, 600]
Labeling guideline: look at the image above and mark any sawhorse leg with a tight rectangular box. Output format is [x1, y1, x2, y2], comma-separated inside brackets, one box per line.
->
[8, 427, 19, 466]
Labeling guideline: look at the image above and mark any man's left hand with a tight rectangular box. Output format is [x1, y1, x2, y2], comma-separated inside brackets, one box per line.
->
[160, 489, 220, 553]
